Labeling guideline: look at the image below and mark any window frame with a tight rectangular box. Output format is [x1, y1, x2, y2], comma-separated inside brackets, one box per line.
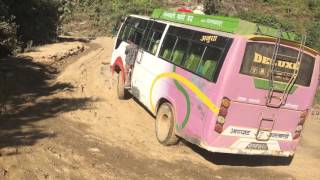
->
[141, 21, 166, 55]
[239, 41, 316, 87]
[158, 25, 233, 82]
[116, 16, 150, 48]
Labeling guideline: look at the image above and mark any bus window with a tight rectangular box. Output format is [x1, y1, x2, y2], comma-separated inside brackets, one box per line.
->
[122, 26, 131, 41]
[142, 22, 166, 54]
[140, 21, 153, 48]
[168, 26, 194, 38]
[115, 19, 129, 49]
[159, 35, 177, 60]
[149, 31, 163, 54]
[197, 46, 222, 81]
[115, 16, 148, 48]
[171, 38, 188, 65]
[183, 42, 205, 72]
[158, 25, 232, 82]
[240, 42, 315, 86]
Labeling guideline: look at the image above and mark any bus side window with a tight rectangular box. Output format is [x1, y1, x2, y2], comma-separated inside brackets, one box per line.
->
[159, 35, 177, 61]
[140, 21, 152, 47]
[115, 18, 130, 49]
[117, 17, 148, 47]
[183, 42, 205, 72]
[197, 46, 222, 81]
[149, 32, 163, 54]
[142, 22, 166, 55]
[171, 38, 188, 65]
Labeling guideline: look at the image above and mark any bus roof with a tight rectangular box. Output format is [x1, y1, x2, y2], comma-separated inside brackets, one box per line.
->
[151, 9, 319, 56]
[152, 9, 297, 41]
[130, 14, 235, 38]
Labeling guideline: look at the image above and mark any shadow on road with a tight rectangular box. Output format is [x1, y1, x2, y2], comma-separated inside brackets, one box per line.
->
[0, 57, 96, 155]
[183, 140, 292, 166]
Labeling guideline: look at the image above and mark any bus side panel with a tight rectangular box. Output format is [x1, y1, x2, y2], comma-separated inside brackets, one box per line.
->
[141, 57, 207, 139]
[201, 38, 246, 147]
[132, 53, 176, 110]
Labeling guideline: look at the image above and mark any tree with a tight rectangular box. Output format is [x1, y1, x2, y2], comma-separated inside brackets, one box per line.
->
[0, 0, 62, 57]
[203, 0, 221, 14]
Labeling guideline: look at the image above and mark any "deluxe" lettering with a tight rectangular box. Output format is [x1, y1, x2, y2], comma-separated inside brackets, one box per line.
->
[253, 53, 299, 70]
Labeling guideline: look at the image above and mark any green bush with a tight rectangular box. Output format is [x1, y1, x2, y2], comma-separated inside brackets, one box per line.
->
[204, 0, 320, 51]
[0, 0, 62, 57]
[5, 0, 61, 44]
[307, 21, 320, 50]
[0, 1, 17, 56]
[61, 0, 165, 35]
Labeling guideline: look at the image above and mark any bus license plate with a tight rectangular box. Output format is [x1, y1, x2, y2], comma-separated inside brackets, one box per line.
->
[245, 142, 268, 150]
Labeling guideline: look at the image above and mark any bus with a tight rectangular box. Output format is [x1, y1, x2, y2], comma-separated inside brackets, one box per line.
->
[110, 9, 320, 159]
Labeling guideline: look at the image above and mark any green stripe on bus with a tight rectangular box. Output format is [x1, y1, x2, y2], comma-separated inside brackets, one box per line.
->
[173, 66, 191, 129]
[253, 78, 298, 94]
[152, 9, 298, 41]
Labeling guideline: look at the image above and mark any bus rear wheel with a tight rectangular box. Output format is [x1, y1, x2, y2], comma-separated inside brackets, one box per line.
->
[155, 102, 179, 145]
[116, 72, 129, 100]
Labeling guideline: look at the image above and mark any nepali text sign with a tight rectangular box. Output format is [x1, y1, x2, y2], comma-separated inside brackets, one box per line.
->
[152, 9, 239, 33]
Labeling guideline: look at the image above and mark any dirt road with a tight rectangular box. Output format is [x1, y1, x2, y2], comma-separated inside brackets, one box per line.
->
[0, 37, 319, 180]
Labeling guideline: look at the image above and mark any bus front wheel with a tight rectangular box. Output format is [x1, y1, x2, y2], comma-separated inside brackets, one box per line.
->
[155, 102, 179, 145]
[116, 72, 128, 100]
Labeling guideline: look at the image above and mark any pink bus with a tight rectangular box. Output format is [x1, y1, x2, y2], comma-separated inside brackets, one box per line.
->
[110, 9, 320, 160]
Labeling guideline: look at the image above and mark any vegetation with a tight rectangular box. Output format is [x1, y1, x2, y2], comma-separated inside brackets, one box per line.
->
[61, 0, 165, 36]
[203, 0, 320, 50]
[1, 0, 320, 57]
[0, 0, 61, 57]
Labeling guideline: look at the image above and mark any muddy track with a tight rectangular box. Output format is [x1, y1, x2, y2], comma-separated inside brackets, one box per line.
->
[0, 37, 319, 180]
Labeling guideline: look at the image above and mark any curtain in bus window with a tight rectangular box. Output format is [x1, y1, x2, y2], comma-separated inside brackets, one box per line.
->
[159, 35, 177, 61]
[197, 46, 222, 81]
[240, 42, 315, 86]
[183, 42, 205, 72]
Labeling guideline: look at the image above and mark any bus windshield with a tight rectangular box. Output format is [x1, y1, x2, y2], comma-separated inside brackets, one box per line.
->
[240, 42, 315, 87]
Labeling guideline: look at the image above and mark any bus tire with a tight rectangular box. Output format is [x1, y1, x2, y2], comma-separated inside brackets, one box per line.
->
[116, 72, 128, 100]
[155, 102, 179, 146]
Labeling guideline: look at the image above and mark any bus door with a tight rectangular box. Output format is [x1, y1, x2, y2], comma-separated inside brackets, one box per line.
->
[131, 21, 167, 104]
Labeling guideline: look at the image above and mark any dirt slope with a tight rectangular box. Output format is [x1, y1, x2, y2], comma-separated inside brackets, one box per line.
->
[0, 37, 319, 180]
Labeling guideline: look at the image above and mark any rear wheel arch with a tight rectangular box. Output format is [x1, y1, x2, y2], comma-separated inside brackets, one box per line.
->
[114, 65, 121, 74]
[156, 98, 175, 115]
[112, 57, 125, 81]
